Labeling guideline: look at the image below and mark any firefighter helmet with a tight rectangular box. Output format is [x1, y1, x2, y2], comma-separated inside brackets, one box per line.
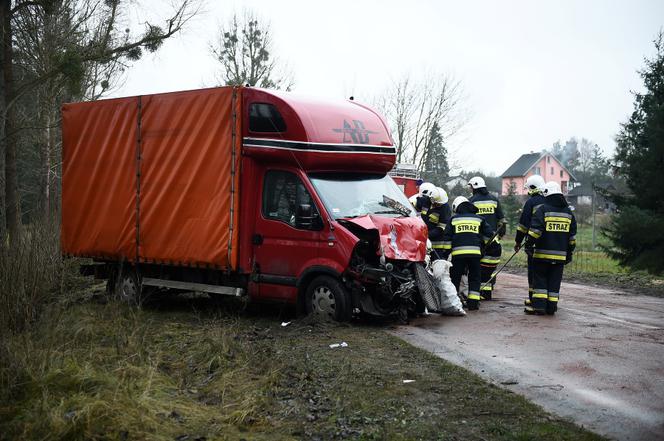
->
[433, 187, 449, 205]
[524, 175, 545, 195]
[543, 181, 562, 196]
[452, 196, 470, 213]
[468, 176, 486, 190]
[419, 182, 436, 198]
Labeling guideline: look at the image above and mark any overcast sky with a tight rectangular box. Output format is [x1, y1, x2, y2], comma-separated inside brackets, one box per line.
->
[114, 0, 663, 175]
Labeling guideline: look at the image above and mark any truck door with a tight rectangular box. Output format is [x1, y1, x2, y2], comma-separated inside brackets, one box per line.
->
[252, 169, 324, 301]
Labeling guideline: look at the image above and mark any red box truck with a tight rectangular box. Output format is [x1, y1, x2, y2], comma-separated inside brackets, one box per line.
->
[62, 86, 432, 321]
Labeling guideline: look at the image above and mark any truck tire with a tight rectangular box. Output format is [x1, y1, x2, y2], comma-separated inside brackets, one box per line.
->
[305, 275, 352, 322]
[113, 267, 143, 306]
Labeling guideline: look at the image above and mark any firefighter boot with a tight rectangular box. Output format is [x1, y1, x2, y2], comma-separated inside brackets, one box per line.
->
[480, 284, 492, 301]
[467, 298, 479, 310]
[546, 293, 559, 315]
[526, 291, 547, 315]
[467, 291, 480, 310]
[524, 288, 533, 306]
[524, 306, 545, 315]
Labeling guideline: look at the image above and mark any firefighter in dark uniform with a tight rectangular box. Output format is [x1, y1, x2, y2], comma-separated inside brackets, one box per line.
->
[513, 175, 546, 306]
[468, 176, 505, 300]
[524, 181, 577, 315]
[413, 182, 435, 213]
[422, 187, 451, 261]
[441, 196, 494, 310]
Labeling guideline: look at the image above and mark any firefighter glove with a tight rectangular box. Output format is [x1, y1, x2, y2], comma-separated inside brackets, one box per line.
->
[497, 222, 507, 238]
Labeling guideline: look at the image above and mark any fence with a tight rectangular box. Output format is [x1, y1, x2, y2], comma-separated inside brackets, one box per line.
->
[500, 222, 623, 275]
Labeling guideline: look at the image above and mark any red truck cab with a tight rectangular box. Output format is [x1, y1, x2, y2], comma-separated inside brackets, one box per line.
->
[63, 87, 430, 321]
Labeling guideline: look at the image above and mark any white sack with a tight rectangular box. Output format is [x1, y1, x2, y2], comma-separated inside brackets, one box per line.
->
[431, 260, 466, 316]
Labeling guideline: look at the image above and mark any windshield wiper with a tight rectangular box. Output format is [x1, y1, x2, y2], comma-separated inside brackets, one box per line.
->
[381, 195, 412, 217]
[373, 210, 401, 215]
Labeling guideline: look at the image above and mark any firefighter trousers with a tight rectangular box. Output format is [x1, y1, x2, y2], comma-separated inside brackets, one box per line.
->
[532, 260, 564, 315]
[480, 242, 502, 300]
[450, 256, 481, 310]
[527, 254, 534, 301]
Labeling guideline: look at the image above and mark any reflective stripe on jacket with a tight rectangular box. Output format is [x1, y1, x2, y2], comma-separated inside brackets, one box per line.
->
[515, 193, 545, 245]
[527, 197, 577, 262]
[469, 191, 504, 231]
[442, 213, 494, 257]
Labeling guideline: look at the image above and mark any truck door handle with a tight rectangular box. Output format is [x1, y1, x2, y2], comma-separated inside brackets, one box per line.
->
[252, 234, 263, 245]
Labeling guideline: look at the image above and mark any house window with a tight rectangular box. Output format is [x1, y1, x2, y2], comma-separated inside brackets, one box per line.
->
[550, 167, 554, 175]
[535, 167, 541, 175]
[560, 170, 563, 178]
[547, 156, 551, 164]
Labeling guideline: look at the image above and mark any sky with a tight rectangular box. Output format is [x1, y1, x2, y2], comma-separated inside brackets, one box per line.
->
[114, 0, 664, 175]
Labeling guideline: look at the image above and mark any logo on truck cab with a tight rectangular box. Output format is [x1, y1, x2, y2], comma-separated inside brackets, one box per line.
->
[333, 120, 378, 144]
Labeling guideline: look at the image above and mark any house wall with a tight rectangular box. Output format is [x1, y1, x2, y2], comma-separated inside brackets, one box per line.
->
[502, 176, 525, 195]
[501, 154, 571, 195]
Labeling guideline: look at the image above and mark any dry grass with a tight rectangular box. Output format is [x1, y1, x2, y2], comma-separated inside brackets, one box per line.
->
[0, 291, 604, 441]
[0, 222, 88, 334]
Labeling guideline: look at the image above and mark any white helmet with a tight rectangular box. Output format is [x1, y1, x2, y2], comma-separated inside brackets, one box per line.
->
[419, 182, 436, 198]
[468, 176, 486, 190]
[524, 175, 546, 194]
[452, 196, 470, 213]
[433, 187, 449, 205]
[543, 181, 562, 196]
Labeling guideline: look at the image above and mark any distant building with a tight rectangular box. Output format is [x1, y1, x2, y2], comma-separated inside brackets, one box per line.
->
[500, 152, 575, 195]
[567, 183, 620, 213]
[444, 176, 468, 191]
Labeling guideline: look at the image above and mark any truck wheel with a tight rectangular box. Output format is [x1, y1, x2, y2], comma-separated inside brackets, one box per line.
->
[116, 269, 143, 306]
[305, 275, 351, 322]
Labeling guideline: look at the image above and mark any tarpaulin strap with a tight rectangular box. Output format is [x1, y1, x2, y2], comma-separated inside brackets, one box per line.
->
[228, 88, 238, 269]
[135, 95, 143, 264]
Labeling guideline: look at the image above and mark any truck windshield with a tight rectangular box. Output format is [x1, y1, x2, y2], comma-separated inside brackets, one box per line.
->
[309, 173, 416, 219]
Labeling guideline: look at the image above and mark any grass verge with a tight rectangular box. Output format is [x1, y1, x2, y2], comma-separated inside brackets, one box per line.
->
[1, 288, 604, 440]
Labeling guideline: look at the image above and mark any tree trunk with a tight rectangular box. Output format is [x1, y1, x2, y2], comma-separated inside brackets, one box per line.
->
[1, 0, 20, 241]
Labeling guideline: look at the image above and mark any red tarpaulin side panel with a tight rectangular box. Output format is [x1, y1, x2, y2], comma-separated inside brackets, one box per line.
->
[138, 88, 240, 268]
[61, 98, 138, 260]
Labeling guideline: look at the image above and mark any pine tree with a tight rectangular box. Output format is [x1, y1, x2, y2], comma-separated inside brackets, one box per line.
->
[500, 183, 522, 233]
[603, 31, 664, 273]
[421, 122, 449, 184]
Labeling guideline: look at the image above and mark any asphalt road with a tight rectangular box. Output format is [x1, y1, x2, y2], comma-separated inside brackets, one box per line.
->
[393, 272, 664, 441]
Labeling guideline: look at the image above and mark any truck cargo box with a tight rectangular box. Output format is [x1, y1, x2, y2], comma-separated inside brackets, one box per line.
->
[62, 87, 242, 270]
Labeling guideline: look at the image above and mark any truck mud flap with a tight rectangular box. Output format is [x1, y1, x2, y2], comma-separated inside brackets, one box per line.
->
[414, 263, 441, 312]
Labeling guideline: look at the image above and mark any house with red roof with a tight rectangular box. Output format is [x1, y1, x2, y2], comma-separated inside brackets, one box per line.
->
[501, 151, 575, 196]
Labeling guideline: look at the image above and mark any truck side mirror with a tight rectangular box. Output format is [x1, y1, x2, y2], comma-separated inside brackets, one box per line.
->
[296, 204, 321, 230]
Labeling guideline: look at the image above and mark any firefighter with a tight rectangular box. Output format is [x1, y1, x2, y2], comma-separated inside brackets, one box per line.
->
[513, 174, 546, 306]
[441, 196, 494, 310]
[523, 181, 577, 315]
[422, 187, 451, 261]
[414, 182, 436, 213]
[468, 176, 505, 300]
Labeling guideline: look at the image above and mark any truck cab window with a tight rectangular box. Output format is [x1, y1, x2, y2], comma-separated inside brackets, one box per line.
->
[262, 170, 320, 229]
[249, 103, 287, 132]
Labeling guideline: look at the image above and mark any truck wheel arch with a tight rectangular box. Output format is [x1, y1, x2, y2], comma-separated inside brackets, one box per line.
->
[296, 266, 343, 316]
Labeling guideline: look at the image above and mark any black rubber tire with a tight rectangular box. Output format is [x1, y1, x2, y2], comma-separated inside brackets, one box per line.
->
[115, 267, 143, 306]
[304, 275, 352, 322]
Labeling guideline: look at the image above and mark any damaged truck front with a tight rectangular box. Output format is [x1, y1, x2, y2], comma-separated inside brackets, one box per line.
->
[309, 173, 431, 321]
[63, 86, 432, 321]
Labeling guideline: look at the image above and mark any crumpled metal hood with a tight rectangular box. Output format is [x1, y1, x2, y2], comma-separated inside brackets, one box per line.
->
[344, 215, 427, 262]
